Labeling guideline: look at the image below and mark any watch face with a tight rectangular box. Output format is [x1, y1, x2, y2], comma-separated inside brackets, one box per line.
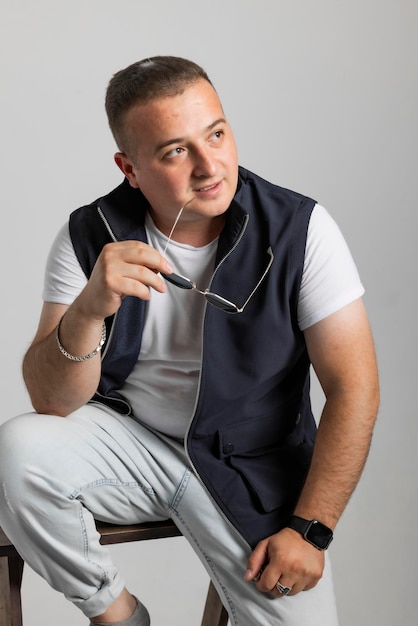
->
[306, 521, 333, 550]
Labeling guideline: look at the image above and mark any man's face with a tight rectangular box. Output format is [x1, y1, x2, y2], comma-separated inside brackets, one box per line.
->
[115, 79, 239, 234]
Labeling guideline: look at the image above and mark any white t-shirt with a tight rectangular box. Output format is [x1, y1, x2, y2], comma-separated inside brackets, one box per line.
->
[43, 204, 364, 437]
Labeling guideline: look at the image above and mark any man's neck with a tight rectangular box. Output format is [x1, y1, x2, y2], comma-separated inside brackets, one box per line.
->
[149, 211, 226, 247]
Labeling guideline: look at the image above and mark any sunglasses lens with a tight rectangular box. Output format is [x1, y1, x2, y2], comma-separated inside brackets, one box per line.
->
[161, 272, 194, 290]
[205, 292, 238, 313]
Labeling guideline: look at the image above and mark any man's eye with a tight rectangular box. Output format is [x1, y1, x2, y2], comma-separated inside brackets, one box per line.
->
[165, 147, 184, 159]
[210, 130, 224, 143]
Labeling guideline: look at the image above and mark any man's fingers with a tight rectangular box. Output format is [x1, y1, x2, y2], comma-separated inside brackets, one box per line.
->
[244, 540, 268, 582]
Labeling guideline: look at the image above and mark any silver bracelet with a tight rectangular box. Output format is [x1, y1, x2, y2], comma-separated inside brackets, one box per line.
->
[56, 317, 106, 362]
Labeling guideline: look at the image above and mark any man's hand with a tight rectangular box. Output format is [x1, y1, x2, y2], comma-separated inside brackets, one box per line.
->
[77, 240, 174, 321]
[244, 528, 325, 597]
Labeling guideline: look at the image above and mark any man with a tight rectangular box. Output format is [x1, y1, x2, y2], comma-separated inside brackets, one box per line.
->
[0, 56, 379, 625]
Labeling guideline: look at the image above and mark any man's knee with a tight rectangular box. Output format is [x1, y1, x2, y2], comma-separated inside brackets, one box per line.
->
[0, 413, 67, 502]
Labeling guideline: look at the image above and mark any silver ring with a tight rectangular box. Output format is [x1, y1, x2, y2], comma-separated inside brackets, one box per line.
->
[276, 582, 292, 595]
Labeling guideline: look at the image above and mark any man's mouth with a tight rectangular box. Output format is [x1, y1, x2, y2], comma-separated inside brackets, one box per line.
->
[195, 181, 221, 193]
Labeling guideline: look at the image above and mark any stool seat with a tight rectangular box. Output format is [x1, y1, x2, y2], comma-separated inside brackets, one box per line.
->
[0, 520, 228, 626]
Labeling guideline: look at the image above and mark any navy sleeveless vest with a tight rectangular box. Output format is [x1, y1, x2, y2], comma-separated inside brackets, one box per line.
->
[70, 166, 317, 547]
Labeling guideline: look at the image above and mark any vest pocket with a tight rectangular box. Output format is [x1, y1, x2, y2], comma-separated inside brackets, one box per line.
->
[228, 443, 312, 512]
[217, 410, 313, 513]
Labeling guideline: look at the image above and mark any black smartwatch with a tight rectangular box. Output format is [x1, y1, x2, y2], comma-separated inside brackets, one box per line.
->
[286, 515, 333, 550]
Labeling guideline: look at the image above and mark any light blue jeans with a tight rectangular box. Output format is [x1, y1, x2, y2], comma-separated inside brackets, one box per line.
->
[0, 405, 339, 625]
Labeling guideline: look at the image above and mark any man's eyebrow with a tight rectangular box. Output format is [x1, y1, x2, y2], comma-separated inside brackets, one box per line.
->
[154, 118, 227, 154]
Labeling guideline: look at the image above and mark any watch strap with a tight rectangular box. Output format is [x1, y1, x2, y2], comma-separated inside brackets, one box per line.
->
[287, 515, 312, 535]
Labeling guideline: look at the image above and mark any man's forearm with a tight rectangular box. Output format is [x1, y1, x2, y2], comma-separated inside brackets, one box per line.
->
[293, 386, 379, 529]
[23, 309, 103, 416]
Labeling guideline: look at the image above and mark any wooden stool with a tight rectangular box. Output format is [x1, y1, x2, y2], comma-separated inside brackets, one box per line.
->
[0, 520, 228, 626]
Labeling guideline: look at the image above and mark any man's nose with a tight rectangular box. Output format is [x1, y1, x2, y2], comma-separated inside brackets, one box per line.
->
[192, 146, 217, 178]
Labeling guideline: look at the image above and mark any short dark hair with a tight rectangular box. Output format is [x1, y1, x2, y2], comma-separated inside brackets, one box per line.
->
[105, 56, 213, 156]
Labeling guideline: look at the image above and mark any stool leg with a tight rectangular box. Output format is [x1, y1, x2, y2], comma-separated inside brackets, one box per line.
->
[9, 553, 24, 626]
[201, 580, 228, 626]
[0, 552, 24, 626]
[0, 556, 10, 626]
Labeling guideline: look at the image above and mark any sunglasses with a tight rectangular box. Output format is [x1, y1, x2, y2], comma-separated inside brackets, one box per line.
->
[160, 206, 274, 314]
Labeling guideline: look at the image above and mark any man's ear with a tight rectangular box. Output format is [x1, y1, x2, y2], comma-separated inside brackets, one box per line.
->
[114, 152, 140, 188]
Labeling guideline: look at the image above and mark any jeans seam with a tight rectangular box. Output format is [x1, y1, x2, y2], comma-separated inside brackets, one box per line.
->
[78, 501, 109, 588]
[68, 478, 155, 500]
[69, 478, 156, 592]
[169, 469, 237, 625]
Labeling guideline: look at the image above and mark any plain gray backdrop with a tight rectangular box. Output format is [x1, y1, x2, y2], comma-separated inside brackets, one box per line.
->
[1, 1, 416, 624]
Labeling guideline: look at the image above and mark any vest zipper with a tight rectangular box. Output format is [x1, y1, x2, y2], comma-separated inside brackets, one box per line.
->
[186, 211, 249, 438]
[182, 214, 251, 539]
